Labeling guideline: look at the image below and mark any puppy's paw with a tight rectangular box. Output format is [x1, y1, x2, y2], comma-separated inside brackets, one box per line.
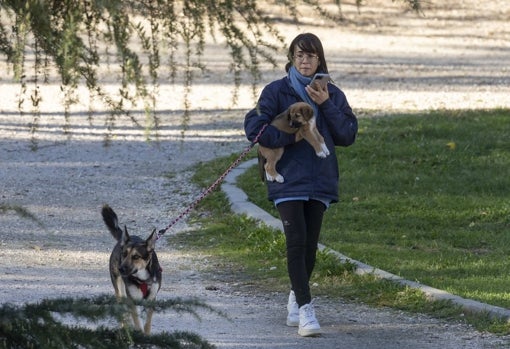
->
[266, 172, 285, 183]
[322, 143, 330, 155]
[317, 143, 330, 158]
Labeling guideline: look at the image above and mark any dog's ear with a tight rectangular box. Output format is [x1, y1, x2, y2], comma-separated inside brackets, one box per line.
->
[146, 228, 157, 251]
[305, 105, 314, 119]
[285, 108, 293, 121]
[121, 225, 130, 246]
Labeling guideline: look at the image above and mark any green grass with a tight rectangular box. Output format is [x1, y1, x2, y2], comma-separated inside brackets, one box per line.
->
[171, 109, 510, 334]
[238, 109, 510, 305]
[350, 111, 509, 303]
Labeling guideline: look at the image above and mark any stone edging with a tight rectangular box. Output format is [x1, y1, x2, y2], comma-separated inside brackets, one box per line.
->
[221, 158, 510, 322]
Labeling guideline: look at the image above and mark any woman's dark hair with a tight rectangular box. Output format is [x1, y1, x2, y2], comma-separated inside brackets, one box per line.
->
[285, 33, 329, 74]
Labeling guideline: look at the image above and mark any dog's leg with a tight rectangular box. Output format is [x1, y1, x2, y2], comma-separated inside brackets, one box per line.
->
[259, 146, 285, 183]
[299, 120, 329, 158]
[257, 149, 267, 182]
[144, 308, 154, 334]
[115, 277, 128, 298]
[130, 306, 143, 332]
[312, 121, 330, 156]
[114, 277, 143, 332]
[117, 286, 150, 333]
[265, 159, 285, 183]
[265, 151, 285, 183]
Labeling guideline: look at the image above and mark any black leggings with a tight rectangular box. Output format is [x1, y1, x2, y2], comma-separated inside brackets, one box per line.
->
[276, 199, 326, 307]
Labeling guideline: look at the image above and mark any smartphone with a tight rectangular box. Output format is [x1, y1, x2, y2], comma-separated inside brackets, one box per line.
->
[310, 73, 330, 89]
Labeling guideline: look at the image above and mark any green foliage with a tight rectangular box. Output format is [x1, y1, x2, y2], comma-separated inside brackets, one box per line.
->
[189, 210, 287, 265]
[313, 249, 357, 278]
[0, 0, 284, 140]
[0, 0, 421, 142]
[0, 295, 217, 349]
[237, 109, 510, 311]
[327, 109, 510, 306]
[178, 157, 471, 323]
[171, 120, 510, 333]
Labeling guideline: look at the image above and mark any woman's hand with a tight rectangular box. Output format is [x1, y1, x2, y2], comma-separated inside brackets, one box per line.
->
[305, 83, 329, 105]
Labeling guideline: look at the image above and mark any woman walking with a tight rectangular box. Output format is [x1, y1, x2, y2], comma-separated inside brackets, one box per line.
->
[244, 33, 358, 337]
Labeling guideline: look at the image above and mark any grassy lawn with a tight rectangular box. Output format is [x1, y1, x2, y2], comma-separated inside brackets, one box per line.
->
[174, 109, 510, 334]
[239, 109, 510, 305]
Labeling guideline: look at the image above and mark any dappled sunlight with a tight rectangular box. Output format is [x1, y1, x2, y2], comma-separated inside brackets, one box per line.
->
[1, 1, 510, 346]
[1, 0, 509, 116]
[0, 109, 246, 143]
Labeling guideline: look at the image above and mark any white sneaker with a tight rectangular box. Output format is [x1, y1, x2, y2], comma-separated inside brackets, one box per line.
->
[298, 302, 321, 337]
[286, 291, 299, 327]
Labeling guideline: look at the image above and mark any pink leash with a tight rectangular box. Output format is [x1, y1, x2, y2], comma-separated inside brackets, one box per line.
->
[156, 123, 268, 240]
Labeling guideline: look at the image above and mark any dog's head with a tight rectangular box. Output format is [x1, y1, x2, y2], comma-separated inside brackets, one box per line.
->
[286, 102, 314, 128]
[118, 227, 158, 280]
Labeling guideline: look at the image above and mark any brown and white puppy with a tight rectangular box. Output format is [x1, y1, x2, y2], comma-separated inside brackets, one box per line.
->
[101, 204, 162, 334]
[258, 102, 330, 183]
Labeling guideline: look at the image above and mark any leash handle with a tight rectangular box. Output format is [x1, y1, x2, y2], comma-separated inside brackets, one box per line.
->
[156, 123, 269, 240]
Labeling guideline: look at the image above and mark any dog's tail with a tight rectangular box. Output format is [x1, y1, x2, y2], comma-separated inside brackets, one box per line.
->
[101, 204, 123, 241]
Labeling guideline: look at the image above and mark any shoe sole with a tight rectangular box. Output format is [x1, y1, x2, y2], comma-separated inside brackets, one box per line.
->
[298, 327, 321, 337]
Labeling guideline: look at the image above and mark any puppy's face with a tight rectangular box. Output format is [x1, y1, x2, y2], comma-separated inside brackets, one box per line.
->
[119, 228, 156, 279]
[287, 102, 314, 128]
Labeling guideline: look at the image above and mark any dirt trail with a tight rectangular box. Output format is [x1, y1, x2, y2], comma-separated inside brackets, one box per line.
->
[1, 1, 509, 347]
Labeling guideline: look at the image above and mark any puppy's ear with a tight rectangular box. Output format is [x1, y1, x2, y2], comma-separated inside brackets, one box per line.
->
[285, 108, 293, 121]
[304, 106, 314, 119]
[146, 228, 157, 251]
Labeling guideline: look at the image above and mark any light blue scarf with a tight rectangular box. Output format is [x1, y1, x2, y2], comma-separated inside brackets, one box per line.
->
[288, 66, 318, 117]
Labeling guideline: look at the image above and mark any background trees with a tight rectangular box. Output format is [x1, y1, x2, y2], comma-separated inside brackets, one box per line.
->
[0, 0, 421, 134]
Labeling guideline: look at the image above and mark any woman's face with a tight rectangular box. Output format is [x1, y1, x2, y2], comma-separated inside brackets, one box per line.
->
[293, 49, 320, 77]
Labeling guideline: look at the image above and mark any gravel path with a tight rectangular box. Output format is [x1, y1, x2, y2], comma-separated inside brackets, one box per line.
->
[2, 112, 508, 349]
[1, 1, 510, 347]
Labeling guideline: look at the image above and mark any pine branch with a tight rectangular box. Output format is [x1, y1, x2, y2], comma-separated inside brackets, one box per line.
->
[0, 295, 219, 349]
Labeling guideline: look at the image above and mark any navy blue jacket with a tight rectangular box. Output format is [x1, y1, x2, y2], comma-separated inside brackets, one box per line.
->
[244, 76, 358, 203]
